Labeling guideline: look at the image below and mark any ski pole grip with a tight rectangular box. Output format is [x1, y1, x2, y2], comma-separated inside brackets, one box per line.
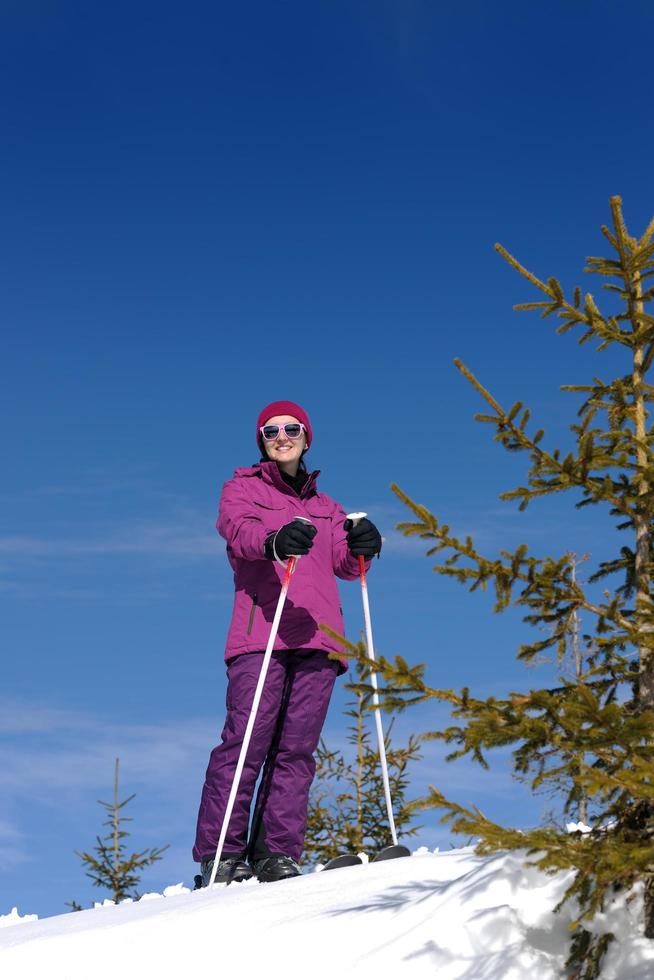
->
[345, 511, 367, 530]
[345, 513, 369, 578]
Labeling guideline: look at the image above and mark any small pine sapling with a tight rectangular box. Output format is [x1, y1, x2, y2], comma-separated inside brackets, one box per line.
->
[69, 758, 169, 907]
[304, 641, 421, 864]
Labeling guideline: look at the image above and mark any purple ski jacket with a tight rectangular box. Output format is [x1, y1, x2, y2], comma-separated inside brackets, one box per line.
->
[217, 461, 369, 672]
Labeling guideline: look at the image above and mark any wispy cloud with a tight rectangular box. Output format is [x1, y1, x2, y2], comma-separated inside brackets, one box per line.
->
[0, 703, 97, 736]
[0, 501, 226, 607]
[0, 700, 216, 801]
[0, 817, 28, 871]
[38, 478, 163, 497]
[0, 520, 223, 602]
[0, 470, 184, 505]
[0, 523, 217, 560]
[0, 468, 221, 575]
[0, 698, 219, 877]
[0, 698, 223, 883]
[0, 582, 135, 601]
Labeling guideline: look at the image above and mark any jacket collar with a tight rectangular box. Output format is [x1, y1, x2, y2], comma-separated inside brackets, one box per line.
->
[256, 461, 320, 498]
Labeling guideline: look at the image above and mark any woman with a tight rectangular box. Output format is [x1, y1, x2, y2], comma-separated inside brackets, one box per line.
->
[193, 399, 382, 884]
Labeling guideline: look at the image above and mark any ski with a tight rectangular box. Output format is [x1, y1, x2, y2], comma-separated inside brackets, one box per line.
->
[195, 845, 411, 886]
[321, 845, 411, 871]
[321, 854, 363, 871]
[371, 844, 412, 862]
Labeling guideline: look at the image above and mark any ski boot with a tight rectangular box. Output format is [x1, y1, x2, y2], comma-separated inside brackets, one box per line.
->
[253, 855, 302, 882]
[199, 855, 253, 886]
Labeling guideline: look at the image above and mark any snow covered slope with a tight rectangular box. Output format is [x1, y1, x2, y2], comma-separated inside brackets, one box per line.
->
[1, 848, 653, 979]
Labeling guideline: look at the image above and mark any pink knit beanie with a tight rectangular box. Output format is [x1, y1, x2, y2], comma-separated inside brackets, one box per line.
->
[256, 400, 313, 453]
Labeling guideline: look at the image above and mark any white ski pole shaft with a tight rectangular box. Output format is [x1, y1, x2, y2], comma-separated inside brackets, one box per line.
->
[208, 520, 311, 888]
[347, 512, 398, 847]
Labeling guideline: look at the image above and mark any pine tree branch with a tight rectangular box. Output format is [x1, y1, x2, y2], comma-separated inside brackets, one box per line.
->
[453, 359, 637, 517]
[389, 484, 636, 653]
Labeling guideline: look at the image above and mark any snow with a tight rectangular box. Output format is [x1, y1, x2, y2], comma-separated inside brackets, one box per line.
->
[566, 820, 593, 834]
[0, 908, 38, 930]
[1, 848, 653, 979]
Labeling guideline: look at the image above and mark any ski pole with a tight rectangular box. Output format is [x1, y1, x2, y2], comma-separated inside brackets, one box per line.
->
[347, 512, 399, 847]
[208, 517, 313, 888]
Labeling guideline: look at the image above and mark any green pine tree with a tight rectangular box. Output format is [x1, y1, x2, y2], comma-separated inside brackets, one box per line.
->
[304, 645, 422, 864]
[68, 758, 169, 908]
[330, 197, 654, 978]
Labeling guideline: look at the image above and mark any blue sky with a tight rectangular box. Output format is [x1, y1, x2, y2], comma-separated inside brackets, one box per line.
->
[2, 0, 653, 916]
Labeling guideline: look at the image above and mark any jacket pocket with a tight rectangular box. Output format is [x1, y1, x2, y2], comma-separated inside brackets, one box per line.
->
[247, 593, 258, 635]
[303, 497, 332, 521]
[253, 499, 287, 511]
[252, 499, 288, 534]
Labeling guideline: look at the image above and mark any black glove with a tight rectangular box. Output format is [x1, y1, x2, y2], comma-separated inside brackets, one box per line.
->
[344, 517, 382, 558]
[265, 519, 317, 560]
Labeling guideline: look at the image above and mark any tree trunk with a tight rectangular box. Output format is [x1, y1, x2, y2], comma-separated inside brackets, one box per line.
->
[630, 253, 654, 937]
[113, 758, 120, 901]
[634, 327, 654, 709]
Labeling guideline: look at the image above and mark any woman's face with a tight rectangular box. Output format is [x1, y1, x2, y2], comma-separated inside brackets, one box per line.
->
[262, 415, 307, 473]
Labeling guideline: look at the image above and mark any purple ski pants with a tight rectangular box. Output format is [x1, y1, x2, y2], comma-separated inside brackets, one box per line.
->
[193, 649, 338, 864]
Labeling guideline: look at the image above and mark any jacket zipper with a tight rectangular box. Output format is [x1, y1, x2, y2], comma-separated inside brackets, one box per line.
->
[247, 593, 258, 635]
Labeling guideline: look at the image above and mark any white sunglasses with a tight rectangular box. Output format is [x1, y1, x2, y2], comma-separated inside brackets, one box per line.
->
[260, 422, 306, 442]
